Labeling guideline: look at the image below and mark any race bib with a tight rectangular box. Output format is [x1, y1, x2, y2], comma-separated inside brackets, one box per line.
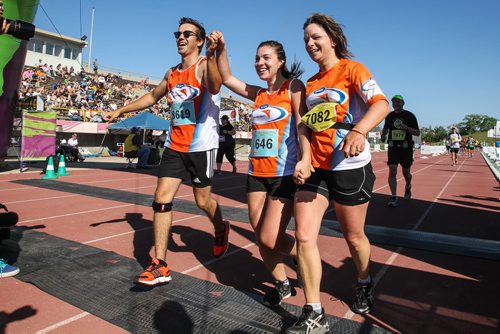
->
[171, 101, 195, 126]
[301, 102, 338, 132]
[250, 129, 278, 157]
[391, 130, 406, 141]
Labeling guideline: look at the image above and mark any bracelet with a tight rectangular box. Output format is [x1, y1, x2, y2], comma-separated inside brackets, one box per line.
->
[351, 127, 366, 137]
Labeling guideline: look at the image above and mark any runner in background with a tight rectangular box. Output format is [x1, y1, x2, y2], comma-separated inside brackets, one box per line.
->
[104, 17, 230, 286]
[288, 13, 390, 333]
[215, 115, 237, 174]
[381, 95, 420, 207]
[212, 31, 311, 307]
[448, 127, 461, 166]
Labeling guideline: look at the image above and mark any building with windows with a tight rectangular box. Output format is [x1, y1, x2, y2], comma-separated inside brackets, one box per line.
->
[24, 28, 87, 70]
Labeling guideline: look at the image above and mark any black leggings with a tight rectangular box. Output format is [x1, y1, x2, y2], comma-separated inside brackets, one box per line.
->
[216, 142, 236, 164]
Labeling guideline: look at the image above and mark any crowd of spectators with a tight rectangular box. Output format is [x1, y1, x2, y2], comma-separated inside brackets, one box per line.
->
[18, 62, 169, 122]
[18, 62, 253, 130]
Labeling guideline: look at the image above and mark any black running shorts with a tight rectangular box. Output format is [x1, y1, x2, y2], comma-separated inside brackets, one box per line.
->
[158, 147, 216, 188]
[297, 163, 375, 206]
[246, 175, 296, 199]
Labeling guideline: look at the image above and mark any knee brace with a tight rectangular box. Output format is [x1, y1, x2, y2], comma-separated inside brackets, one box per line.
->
[152, 201, 173, 212]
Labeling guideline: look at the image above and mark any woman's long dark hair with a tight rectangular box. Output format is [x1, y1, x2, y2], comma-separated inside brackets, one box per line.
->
[257, 40, 304, 79]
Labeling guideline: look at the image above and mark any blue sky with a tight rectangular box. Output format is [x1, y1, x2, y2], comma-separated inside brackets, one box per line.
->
[32, 0, 500, 128]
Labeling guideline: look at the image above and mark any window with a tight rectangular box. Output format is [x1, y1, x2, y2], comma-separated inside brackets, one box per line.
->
[64, 47, 72, 59]
[45, 42, 54, 55]
[54, 45, 62, 57]
[27, 39, 35, 51]
[72, 48, 79, 60]
[33, 39, 43, 53]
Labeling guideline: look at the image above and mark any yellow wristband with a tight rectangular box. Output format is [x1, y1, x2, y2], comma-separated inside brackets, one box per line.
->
[351, 127, 366, 137]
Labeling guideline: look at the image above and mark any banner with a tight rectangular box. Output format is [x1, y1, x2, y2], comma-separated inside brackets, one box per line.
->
[21, 110, 56, 160]
[420, 145, 446, 155]
[0, 0, 40, 158]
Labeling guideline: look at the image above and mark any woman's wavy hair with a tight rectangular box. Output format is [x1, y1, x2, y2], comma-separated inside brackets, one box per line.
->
[303, 13, 353, 59]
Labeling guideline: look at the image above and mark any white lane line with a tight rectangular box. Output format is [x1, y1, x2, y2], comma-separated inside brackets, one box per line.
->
[17, 204, 135, 225]
[3, 184, 157, 205]
[35, 312, 90, 334]
[83, 215, 202, 244]
[343, 157, 463, 320]
[373, 156, 448, 193]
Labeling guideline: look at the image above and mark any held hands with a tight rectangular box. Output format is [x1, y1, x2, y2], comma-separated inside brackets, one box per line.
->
[206, 31, 225, 55]
[339, 129, 366, 158]
[206, 31, 225, 57]
[293, 159, 314, 185]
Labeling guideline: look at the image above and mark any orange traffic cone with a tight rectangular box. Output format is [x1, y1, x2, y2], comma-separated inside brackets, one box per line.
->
[42, 156, 58, 180]
[56, 154, 69, 176]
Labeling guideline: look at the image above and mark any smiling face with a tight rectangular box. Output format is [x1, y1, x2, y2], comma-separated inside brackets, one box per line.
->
[254, 45, 284, 82]
[303, 23, 338, 67]
[175, 23, 203, 56]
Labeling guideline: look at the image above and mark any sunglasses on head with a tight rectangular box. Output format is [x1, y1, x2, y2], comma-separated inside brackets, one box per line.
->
[173, 30, 198, 39]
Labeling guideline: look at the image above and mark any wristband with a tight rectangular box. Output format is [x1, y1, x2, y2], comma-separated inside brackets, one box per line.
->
[351, 127, 366, 137]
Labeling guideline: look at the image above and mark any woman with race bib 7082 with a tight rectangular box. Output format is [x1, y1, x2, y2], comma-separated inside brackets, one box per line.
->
[286, 13, 391, 334]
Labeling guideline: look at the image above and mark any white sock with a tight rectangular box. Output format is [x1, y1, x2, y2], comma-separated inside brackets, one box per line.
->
[358, 276, 372, 285]
[307, 303, 322, 313]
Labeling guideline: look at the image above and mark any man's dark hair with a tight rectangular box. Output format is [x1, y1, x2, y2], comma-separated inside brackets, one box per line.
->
[178, 17, 206, 52]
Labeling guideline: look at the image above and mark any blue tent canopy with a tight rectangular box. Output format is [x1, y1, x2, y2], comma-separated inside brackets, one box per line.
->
[108, 112, 170, 132]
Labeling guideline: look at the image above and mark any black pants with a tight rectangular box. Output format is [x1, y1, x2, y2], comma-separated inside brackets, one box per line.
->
[216, 142, 236, 164]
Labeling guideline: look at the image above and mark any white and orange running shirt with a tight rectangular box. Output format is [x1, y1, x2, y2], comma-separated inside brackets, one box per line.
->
[305, 59, 387, 171]
[249, 78, 299, 177]
[165, 56, 220, 153]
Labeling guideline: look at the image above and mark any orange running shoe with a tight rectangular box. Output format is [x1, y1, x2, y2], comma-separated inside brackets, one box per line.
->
[135, 258, 171, 285]
[213, 220, 230, 258]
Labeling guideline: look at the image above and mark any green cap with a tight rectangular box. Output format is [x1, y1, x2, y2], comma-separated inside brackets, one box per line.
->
[391, 95, 404, 102]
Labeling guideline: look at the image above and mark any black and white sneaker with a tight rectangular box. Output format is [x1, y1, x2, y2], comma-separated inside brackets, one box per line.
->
[285, 305, 330, 334]
[351, 276, 374, 314]
[263, 281, 292, 307]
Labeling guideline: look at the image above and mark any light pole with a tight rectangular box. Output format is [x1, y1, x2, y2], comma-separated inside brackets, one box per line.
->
[87, 7, 95, 71]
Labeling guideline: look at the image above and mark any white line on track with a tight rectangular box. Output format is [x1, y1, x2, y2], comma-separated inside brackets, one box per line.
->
[83, 214, 202, 244]
[35, 312, 90, 334]
[17, 204, 135, 225]
[342, 156, 463, 320]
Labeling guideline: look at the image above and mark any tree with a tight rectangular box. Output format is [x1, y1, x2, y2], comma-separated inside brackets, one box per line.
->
[421, 125, 448, 143]
[458, 114, 498, 134]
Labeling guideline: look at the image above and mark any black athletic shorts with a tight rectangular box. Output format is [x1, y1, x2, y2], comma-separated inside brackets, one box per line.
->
[158, 147, 216, 188]
[387, 142, 414, 168]
[246, 175, 296, 199]
[297, 163, 375, 206]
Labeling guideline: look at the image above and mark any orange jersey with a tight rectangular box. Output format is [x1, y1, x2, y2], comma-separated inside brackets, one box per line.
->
[249, 78, 299, 177]
[165, 56, 220, 153]
[306, 59, 387, 171]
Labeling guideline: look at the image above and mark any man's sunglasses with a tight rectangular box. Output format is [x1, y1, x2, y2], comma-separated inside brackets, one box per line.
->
[173, 30, 198, 39]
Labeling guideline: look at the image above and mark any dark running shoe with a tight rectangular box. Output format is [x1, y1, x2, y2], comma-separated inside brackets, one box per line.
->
[135, 258, 171, 286]
[404, 185, 412, 199]
[263, 281, 292, 307]
[387, 195, 399, 207]
[213, 220, 230, 258]
[351, 276, 374, 314]
[286, 305, 330, 334]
